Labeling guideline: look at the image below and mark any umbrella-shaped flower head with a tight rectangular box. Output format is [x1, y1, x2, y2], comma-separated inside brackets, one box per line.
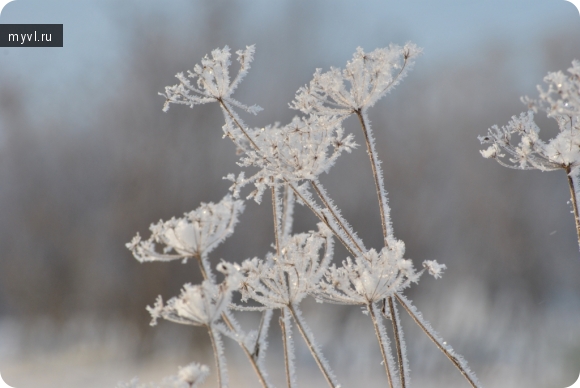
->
[127, 194, 244, 264]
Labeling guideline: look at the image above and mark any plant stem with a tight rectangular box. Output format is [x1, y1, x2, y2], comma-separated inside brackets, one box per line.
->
[208, 326, 227, 388]
[272, 184, 282, 255]
[566, 166, 580, 251]
[311, 179, 365, 254]
[280, 307, 296, 388]
[368, 303, 397, 388]
[280, 183, 294, 239]
[355, 110, 392, 247]
[288, 303, 339, 388]
[395, 293, 481, 388]
[388, 297, 407, 388]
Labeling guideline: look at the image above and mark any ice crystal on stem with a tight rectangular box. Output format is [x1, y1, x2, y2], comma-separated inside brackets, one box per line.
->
[423, 260, 447, 279]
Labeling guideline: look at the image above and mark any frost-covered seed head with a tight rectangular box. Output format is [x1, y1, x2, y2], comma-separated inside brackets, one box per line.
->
[238, 223, 334, 307]
[228, 115, 357, 202]
[161, 45, 262, 114]
[147, 271, 241, 327]
[316, 239, 423, 304]
[291, 44, 421, 117]
[480, 61, 580, 174]
[127, 194, 244, 263]
[177, 362, 210, 387]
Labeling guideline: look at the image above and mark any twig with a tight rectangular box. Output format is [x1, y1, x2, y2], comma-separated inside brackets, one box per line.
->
[368, 302, 398, 388]
[388, 296, 408, 388]
[288, 303, 339, 388]
[395, 293, 481, 388]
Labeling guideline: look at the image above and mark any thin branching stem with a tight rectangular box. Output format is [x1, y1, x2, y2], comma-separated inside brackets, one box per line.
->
[292, 185, 359, 256]
[208, 326, 227, 388]
[272, 184, 282, 255]
[311, 179, 365, 255]
[355, 110, 391, 247]
[280, 307, 296, 388]
[388, 296, 407, 388]
[368, 302, 398, 388]
[566, 166, 580, 251]
[280, 183, 293, 239]
[288, 303, 339, 388]
[253, 310, 269, 359]
[195, 255, 209, 281]
[395, 293, 481, 388]
[220, 99, 261, 151]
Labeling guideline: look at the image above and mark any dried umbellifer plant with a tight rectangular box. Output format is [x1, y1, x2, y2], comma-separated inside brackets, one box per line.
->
[120, 44, 481, 388]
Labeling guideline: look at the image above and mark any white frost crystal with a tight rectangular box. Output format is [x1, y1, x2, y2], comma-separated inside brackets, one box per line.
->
[422, 260, 447, 279]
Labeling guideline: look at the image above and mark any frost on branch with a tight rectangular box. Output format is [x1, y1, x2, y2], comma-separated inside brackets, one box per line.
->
[237, 223, 334, 308]
[161, 45, 262, 114]
[479, 61, 580, 174]
[316, 239, 424, 305]
[291, 43, 421, 117]
[116, 362, 209, 388]
[126, 194, 244, 266]
[148, 266, 241, 327]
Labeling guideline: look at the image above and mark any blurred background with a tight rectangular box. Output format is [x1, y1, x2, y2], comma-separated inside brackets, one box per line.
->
[0, 0, 579, 387]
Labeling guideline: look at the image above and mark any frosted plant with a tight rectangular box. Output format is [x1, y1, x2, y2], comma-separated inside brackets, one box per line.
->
[238, 224, 333, 308]
[479, 60, 580, 250]
[316, 239, 422, 306]
[291, 44, 420, 250]
[227, 115, 357, 203]
[291, 44, 420, 117]
[116, 363, 209, 388]
[315, 239, 450, 387]
[126, 44, 483, 388]
[147, 268, 241, 388]
[161, 45, 261, 115]
[127, 195, 272, 388]
[127, 194, 244, 280]
[235, 224, 337, 387]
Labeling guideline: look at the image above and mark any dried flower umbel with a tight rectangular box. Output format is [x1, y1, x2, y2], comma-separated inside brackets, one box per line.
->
[122, 45, 481, 388]
[479, 60, 580, 251]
